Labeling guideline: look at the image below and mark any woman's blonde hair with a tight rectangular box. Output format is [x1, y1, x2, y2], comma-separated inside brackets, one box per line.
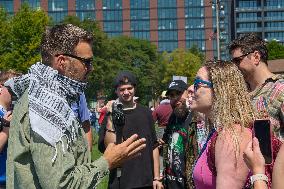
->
[205, 61, 255, 154]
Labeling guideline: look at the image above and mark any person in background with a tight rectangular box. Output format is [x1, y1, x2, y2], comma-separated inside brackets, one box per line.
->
[162, 80, 194, 189]
[71, 92, 93, 151]
[0, 70, 21, 189]
[229, 33, 284, 141]
[152, 91, 173, 130]
[98, 71, 163, 189]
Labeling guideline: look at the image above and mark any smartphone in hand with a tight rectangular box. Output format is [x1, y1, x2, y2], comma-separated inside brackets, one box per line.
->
[253, 119, 273, 164]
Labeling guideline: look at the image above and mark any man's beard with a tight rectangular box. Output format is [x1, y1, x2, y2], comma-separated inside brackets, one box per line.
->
[174, 102, 189, 119]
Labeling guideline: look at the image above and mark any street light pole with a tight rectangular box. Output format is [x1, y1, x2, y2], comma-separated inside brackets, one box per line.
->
[216, 0, 221, 60]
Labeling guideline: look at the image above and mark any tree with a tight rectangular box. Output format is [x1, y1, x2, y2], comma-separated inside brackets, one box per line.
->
[267, 40, 284, 60]
[0, 4, 49, 72]
[161, 48, 202, 85]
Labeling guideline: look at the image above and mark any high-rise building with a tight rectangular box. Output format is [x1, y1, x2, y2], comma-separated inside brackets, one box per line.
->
[1, 0, 234, 60]
[234, 0, 284, 45]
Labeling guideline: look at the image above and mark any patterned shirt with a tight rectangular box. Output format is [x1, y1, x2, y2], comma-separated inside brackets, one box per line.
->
[7, 91, 109, 189]
[250, 74, 284, 141]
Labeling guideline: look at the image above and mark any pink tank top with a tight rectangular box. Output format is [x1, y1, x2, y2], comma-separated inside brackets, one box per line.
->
[193, 130, 282, 189]
[192, 131, 216, 189]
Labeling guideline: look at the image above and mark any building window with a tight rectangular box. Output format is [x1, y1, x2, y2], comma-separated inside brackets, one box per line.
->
[0, 0, 13, 13]
[21, 0, 41, 9]
[237, 0, 260, 8]
[265, 0, 284, 7]
[48, 0, 68, 23]
[76, 0, 95, 21]
[130, 0, 149, 8]
[157, 0, 178, 52]
[185, 0, 204, 7]
[130, 0, 150, 39]
[185, 0, 205, 51]
[265, 32, 284, 41]
[103, 0, 122, 37]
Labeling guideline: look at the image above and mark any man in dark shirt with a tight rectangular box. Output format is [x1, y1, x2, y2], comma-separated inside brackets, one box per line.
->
[163, 80, 192, 189]
[99, 71, 163, 189]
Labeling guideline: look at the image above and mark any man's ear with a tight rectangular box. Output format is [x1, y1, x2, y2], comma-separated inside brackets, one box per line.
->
[54, 55, 67, 74]
[253, 51, 261, 66]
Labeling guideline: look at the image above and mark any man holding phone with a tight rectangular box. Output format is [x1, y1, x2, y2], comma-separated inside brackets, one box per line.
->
[229, 34, 284, 141]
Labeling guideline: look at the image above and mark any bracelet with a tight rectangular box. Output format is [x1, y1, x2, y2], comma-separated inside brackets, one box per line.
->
[106, 128, 115, 133]
[153, 177, 162, 182]
[250, 174, 268, 185]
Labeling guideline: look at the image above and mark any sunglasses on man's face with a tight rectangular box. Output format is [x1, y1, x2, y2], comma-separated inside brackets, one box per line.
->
[194, 78, 213, 92]
[56, 54, 94, 68]
[231, 51, 254, 65]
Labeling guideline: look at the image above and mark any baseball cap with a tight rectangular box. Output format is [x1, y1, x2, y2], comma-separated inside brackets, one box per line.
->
[166, 80, 188, 95]
[114, 71, 137, 88]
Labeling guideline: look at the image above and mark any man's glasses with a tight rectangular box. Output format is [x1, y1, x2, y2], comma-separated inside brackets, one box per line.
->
[194, 78, 213, 92]
[56, 54, 93, 68]
[231, 51, 254, 65]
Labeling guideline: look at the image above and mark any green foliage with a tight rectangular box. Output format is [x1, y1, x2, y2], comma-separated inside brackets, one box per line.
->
[161, 48, 202, 85]
[0, 4, 49, 72]
[267, 40, 284, 60]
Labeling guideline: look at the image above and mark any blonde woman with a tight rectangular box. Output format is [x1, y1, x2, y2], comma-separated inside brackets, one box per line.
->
[191, 61, 255, 189]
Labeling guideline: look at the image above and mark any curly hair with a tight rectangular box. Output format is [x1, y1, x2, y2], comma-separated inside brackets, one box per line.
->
[229, 33, 268, 64]
[205, 61, 255, 154]
[0, 70, 22, 84]
[40, 24, 93, 66]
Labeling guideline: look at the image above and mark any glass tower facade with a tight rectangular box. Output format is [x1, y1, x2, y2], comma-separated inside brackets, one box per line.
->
[130, 0, 150, 40]
[0, 0, 14, 14]
[48, 0, 68, 23]
[103, 0, 123, 37]
[157, 0, 178, 52]
[185, 0, 205, 51]
[235, 0, 284, 44]
[75, 0, 95, 21]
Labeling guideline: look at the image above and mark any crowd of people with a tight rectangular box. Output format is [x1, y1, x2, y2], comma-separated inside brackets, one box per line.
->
[0, 23, 283, 189]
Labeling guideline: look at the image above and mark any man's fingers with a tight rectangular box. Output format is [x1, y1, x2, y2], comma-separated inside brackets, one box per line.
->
[122, 134, 139, 146]
[127, 143, 146, 157]
[127, 137, 146, 150]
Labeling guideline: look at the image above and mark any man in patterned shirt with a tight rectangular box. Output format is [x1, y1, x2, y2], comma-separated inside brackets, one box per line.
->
[6, 24, 146, 189]
[229, 33, 284, 141]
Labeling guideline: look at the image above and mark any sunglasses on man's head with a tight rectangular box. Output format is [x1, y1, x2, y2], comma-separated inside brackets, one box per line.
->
[56, 54, 94, 68]
[231, 51, 254, 65]
[193, 78, 213, 92]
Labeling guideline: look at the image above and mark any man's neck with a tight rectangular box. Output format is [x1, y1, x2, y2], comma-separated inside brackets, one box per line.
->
[248, 66, 275, 91]
[122, 101, 136, 110]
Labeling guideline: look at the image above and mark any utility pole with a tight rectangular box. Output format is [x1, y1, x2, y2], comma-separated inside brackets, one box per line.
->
[216, 0, 221, 60]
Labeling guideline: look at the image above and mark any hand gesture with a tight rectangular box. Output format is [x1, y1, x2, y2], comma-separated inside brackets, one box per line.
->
[103, 134, 146, 170]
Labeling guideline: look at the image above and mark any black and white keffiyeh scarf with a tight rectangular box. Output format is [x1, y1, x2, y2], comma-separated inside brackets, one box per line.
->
[5, 62, 86, 161]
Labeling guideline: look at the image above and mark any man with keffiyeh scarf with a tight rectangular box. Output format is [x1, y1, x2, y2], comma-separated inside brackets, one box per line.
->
[5, 24, 146, 189]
